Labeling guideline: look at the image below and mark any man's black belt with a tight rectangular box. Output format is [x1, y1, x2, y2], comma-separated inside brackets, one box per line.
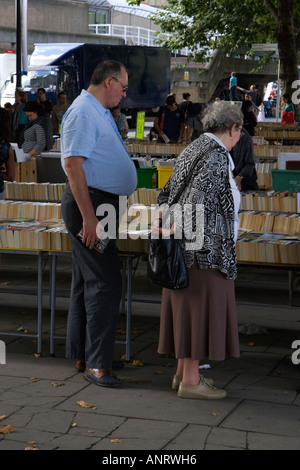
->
[87, 186, 119, 200]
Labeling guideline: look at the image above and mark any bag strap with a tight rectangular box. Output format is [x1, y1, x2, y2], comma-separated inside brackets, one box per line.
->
[160, 143, 221, 225]
[170, 143, 221, 205]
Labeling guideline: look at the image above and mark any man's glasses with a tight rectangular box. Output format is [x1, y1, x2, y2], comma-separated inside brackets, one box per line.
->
[111, 76, 128, 92]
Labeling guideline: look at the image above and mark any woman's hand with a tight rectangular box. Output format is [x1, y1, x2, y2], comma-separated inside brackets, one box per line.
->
[151, 218, 175, 237]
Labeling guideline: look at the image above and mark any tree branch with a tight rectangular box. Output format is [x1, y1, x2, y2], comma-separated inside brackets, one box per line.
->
[263, 0, 278, 21]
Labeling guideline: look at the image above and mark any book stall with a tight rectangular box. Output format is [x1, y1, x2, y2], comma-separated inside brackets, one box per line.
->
[1, 128, 300, 354]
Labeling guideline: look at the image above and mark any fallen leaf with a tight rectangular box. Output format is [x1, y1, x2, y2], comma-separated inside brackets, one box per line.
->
[34, 353, 42, 358]
[0, 425, 17, 434]
[117, 327, 126, 335]
[24, 446, 38, 450]
[154, 370, 163, 375]
[212, 412, 220, 416]
[247, 342, 255, 347]
[88, 430, 94, 433]
[0, 281, 11, 285]
[29, 377, 37, 381]
[77, 400, 97, 409]
[27, 441, 36, 445]
[51, 382, 65, 387]
[121, 354, 126, 361]
[110, 438, 121, 443]
[0, 415, 6, 421]
[131, 360, 144, 367]
[71, 423, 77, 427]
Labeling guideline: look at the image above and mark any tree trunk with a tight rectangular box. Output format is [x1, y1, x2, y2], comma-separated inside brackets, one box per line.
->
[276, 0, 299, 120]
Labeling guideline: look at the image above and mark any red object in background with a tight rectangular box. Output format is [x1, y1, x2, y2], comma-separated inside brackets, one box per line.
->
[4, 50, 15, 54]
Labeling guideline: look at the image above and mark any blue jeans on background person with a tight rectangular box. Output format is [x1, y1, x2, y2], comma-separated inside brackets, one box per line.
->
[230, 86, 236, 101]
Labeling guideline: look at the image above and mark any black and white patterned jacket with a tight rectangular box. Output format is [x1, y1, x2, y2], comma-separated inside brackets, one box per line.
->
[157, 134, 237, 280]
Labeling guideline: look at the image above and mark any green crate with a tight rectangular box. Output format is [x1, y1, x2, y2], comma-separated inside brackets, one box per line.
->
[136, 167, 158, 189]
[271, 169, 300, 192]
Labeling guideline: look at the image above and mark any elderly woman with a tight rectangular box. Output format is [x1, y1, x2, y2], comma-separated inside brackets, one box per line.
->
[153, 101, 243, 400]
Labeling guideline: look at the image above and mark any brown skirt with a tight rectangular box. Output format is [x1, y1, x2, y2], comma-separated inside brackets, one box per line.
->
[158, 267, 240, 361]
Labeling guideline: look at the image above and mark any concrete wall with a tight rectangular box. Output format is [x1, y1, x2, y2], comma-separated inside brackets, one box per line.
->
[0, 0, 88, 32]
[171, 52, 278, 103]
[0, 0, 90, 52]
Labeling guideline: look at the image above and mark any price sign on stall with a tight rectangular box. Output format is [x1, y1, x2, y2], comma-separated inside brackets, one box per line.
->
[136, 112, 145, 140]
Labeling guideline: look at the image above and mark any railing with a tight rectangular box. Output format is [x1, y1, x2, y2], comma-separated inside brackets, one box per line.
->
[89, 23, 190, 55]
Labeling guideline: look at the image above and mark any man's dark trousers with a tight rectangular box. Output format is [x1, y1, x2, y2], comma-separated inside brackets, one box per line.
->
[61, 183, 122, 369]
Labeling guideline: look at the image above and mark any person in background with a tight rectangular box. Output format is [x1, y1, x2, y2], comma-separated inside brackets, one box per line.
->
[22, 101, 53, 157]
[11, 90, 29, 147]
[154, 94, 185, 143]
[257, 103, 265, 122]
[237, 84, 262, 107]
[0, 107, 15, 200]
[281, 93, 295, 124]
[60, 60, 137, 388]
[152, 101, 242, 400]
[241, 100, 257, 136]
[110, 105, 129, 139]
[179, 92, 192, 122]
[229, 72, 237, 101]
[231, 127, 258, 192]
[179, 93, 193, 142]
[186, 102, 204, 144]
[244, 93, 259, 117]
[52, 91, 70, 135]
[37, 87, 53, 115]
[263, 97, 272, 118]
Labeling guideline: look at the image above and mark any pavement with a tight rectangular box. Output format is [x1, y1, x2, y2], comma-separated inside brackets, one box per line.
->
[0, 249, 300, 452]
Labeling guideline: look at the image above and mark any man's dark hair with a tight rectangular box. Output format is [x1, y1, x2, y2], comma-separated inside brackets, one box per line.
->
[90, 60, 127, 86]
[166, 95, 176, 106]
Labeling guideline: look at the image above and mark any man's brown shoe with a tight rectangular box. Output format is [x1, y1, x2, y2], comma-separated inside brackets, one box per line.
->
[84, 368, 121, 388]
[76, 360, 124, 372]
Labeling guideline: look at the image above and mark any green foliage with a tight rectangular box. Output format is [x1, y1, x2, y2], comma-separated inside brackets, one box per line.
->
[127, 0, 298, 63]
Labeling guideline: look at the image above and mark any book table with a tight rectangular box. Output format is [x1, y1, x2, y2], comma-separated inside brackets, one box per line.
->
[48, 250, 143, 361]
[0, 249, 44, 354]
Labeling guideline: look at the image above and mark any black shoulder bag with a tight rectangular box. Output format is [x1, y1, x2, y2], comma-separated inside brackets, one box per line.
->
[147, 144, 219, 290]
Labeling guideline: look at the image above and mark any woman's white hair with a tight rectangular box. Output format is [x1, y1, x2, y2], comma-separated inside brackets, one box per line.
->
[202, 101, 243, 133]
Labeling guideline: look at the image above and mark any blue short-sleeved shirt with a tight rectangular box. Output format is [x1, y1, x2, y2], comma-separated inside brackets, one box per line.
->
[230, 76, 237, 87]
[61, 90, 137, 196]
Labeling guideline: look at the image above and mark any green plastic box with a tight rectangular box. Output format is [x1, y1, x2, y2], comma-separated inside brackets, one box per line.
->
[136, 167, 158, 189]
[271, 169, 300, 192]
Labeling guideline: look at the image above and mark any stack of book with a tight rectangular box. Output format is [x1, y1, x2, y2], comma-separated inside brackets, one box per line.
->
[240, 191, 299, 213]
[0, 200, 62, 221]
[5, 182, 66, 202]
[0, 220, 71, 252]
[237, 231, 300, 265]
[238, 210, 300, 235]
[255, 161, 278, 189]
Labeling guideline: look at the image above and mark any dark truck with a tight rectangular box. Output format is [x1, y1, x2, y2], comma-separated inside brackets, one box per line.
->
[23, 43, 171, 124]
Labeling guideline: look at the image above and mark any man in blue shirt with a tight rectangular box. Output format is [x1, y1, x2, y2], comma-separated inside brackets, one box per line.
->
[61, 60, 137, 388]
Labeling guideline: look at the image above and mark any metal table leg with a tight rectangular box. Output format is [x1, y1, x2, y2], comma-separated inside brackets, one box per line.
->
[37, 251, 43, 355]
[50, 253, 57, 356]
